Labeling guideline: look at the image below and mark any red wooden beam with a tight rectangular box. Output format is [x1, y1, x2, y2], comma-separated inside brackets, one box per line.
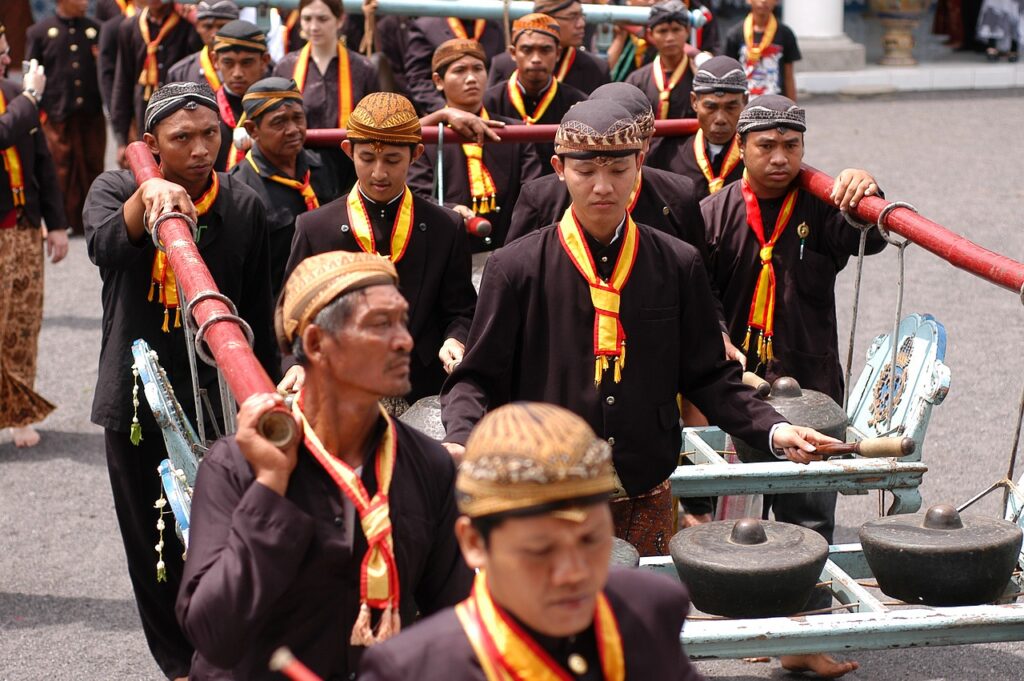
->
[125, 142, 298, 447]
[304, 118, 700, 146]
[799, 165, 1024, 296]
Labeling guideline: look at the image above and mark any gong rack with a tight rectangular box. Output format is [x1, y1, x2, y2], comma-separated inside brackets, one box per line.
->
[638, 473, 1024, 659]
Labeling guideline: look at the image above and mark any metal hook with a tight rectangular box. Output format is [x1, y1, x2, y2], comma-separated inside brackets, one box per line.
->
[194, 312, 255, 368]
[876, 201, 917, 247]
[149, 211, 199, 252]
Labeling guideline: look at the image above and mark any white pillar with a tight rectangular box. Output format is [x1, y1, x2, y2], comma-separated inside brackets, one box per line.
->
[782, 0, 865, 73]
[783, 0, 845, 40]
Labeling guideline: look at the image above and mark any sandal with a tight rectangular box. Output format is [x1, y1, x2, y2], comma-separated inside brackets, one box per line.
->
[986, 47, 1000, 61]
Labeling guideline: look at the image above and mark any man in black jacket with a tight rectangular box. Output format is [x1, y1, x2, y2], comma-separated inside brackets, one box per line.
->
[284, 92, 476, 404]
[230, 76, 339, 296]
[83, 82, 277, 680]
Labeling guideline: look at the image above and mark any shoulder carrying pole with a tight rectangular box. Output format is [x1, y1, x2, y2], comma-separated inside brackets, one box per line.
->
[125, 142, 298, 448]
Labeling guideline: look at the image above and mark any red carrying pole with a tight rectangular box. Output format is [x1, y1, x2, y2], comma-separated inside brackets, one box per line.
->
[304, 118, 700, 147]
[125, 142, 298, 447]
[799, 165, 1024, 295]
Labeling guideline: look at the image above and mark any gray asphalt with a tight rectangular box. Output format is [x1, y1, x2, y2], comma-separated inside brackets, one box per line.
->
[2, 90, 1023, 680]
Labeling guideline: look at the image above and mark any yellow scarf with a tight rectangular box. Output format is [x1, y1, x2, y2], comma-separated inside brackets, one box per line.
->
[651, 54, 689, 120]
[346, 186, 414, 263]
[742, 12, 778, 66]
[555, 46, 576, 82]
[507, 71, 559, 125]
[557, 207, 639, 386]
[149, 173, 219, 332]
[116, 0, 136, 17]
[455, 572, 626, 681]
[283, 9, 300, 54]
[461, 108, 497, 214]
[740, 172, 798, 364]
[294, 395, 401, 646]
[0, 91, 26, 208]
[244, 151, 319, 211]
[448, 17, 486, 42]
[293, 41, 353, 127]
[198, 46, 222, 91]
[693, 129, 741, 194]
[137, 8, 181, 101]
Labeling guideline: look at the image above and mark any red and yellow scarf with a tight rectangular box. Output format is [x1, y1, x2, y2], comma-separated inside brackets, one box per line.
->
[693, 129, 741, 194]
[116, 0, 136, 17]
[149, 173, 219, 332]
[743, 12, 777, 66]
[462, 108, 497, 214]
[651, 54, 689, 120]
[558, 207, 639, 386]
[293, 41, 354, 127]
[455, 572, 626, 681]
[198, 45, 222, 91]
[448, 17, 487, 42]
[740, 172, 799, 364]
[244, 151, 319, 211]
[294, 395, 401, 646]
[138, 8, 182, 101]
[283, 9, 300, 54]
[555, 46, 577, 82]
[507, 71, 559, 125]
[216, 87, 247, 169]
[347, 187, 414, 263]
[0, 91, 26, 208]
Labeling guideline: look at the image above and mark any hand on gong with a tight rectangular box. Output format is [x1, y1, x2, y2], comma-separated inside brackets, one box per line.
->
[772, 424, 840, 464]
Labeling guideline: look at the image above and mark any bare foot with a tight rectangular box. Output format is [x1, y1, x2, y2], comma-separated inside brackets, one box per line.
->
[743, 657, 770, 663]
[12, 426, 40, 448]
[680, 512, 714, 528]
[780, 653, 859, 678]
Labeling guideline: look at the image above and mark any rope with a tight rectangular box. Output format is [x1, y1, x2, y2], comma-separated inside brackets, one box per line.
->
[876, 201, 919, 428]
[1003, 376, 1024, 511]
[842, 214, 872, 413]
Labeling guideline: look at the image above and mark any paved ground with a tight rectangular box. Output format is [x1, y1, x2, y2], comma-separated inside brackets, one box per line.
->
[1, 90, 1023, 680]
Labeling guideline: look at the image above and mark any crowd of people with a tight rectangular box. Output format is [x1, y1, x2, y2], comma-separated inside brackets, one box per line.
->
[0, 0, 902, 678]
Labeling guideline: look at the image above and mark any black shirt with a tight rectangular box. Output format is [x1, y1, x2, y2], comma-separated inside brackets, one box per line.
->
[83, 170, 278, 432]
[230, 145, 339, 297]
[25, 14, 103, 121]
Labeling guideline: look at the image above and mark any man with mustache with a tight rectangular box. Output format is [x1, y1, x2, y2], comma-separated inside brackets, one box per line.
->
[483, 13, 587, 173]
[110, 0, 202, 162]
[178, 251, 473, 680]
[487, 0, 610, 95]
[207, 19, 272, 170]
[360, 402, 704, 680]
[646, 55, 748, 198]
[701, 95, 883, 678]
[284, 92, 476, 404]
[231, 77, 338, 296]
[82, 81, 277, 679]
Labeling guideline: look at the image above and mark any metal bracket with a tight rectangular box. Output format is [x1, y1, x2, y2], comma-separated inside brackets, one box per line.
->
[185, 290, 238, 327]
[876, 201, 917, 247]
[149, 211, 198, 251]
[194, 313, 255, 367]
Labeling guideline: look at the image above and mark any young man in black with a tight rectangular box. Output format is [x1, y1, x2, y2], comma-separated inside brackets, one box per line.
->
[483, 13, 587, 171]
[284, 92, 476, 404]
[83, 82, 277, 680]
